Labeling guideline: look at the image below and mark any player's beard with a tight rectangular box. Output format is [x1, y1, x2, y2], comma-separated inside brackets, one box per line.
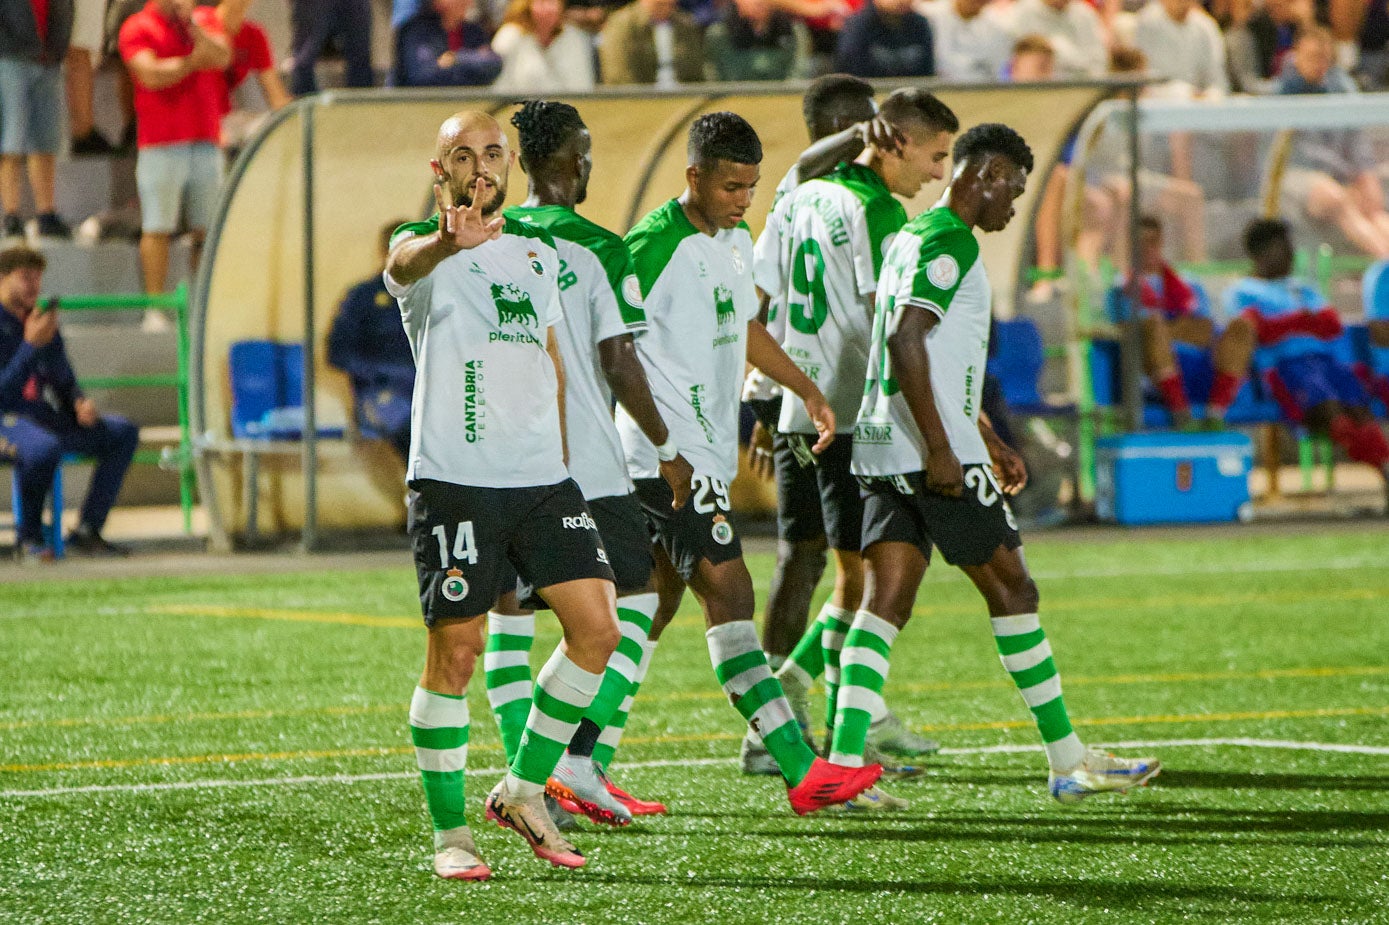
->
[456, 177, 508, 215]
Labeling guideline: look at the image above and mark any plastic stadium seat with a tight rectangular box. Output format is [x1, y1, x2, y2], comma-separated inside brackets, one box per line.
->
[228, 340, 345, 441]
[990, 318, 1074, 416]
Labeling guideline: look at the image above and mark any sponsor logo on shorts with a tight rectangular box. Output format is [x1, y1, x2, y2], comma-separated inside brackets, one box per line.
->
[441, 567, 469, 602]
[597, 547, 610, 565]
[711, 514, 734, 546]
[562, 512, 598, 531]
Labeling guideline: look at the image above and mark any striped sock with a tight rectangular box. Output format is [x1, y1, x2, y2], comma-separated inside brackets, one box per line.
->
[409, 686, 471, 847]
[484, 611, 534, 765]
[708, 621, 816, 786]
[820, 608, 852, 733]
[829, 611, 899, 767]
[783, 603, 850, 688]
[592, 637, 656, 769]
[581, 593, 656, 734]
[506, 649, 604, 797]
[992, 613, 1086, 771]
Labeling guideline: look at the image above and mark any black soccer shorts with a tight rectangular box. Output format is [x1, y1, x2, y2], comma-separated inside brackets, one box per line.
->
[776, 432, 862, 552]
[633, 473, 743, 581]
[859, 465, 1022, 567]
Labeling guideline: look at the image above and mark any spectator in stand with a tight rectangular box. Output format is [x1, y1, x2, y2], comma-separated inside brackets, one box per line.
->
[491, 0, 595, 93]
[1133, 0, 1230, 95]
[0, 247, 140, 562]
[394, 0, 502, 86]
[195, 0, 292, 128]
[1002, 30, 1054, 79]
[118, 0, 230, 306]
[1226, 0, 1313, 92]
[0, 0, 74, 242]
[919, 0, 1011, 81]
[68, 0, 115, 155]
[706, 0, 806, 80]
[834, 0, 935, 76]
[599, 0, 704, 86]
[327, 220, 415, 464]
[1226, 218, 1389, 502]
[1357, 0, 1389, 88]
[1009, 0, 1108, 77]
[288, 0, 374, 94]
[1277, 26, 1389, 259]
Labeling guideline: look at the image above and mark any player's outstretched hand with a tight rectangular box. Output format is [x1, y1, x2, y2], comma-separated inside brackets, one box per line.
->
[988, 442, 1029, 495]
[803, 395, 836, 454]
[660, 453, 695, 510]
[435, 179, 504, 252]
[925, 446, 964, 497]
[860, 115, 904, 157]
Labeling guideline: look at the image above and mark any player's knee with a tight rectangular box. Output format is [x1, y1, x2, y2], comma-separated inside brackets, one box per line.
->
[1009, 577, 1041, 615]
[107, 416, 140, 452]
[581, 614, 622, 662]
[19, 432, 61, 469]
[427, 639, 482, 690]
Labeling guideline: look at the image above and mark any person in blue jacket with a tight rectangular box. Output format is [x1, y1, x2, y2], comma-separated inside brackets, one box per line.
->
[328, 221, 416, 462]
[392, 0, 502, 87]
[0, 246, 138, 561]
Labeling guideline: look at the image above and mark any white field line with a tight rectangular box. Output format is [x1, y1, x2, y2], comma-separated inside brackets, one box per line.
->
[3, 737, 1386, 800]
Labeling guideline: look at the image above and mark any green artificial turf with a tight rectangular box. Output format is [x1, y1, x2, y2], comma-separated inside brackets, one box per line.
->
[2, 528, 1387, 924]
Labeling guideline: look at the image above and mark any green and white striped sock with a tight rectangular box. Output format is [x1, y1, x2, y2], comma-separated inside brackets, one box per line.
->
[829, 611, 899, 767]
[781, 603, 850, 689]
[409, 686, 471, 847]
[708, 621, 816, 786]
[992, 613, 1086, 771]
[592, 637, 656, 770]
[505, 649, 604, 797]
[582, 593, 656, 733]
[820, 608, 853, 733]
[484, 611, 534, 765]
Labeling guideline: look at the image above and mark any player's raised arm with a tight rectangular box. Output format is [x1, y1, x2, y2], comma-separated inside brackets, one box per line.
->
[887, 305, 962, 497]
[746, 320, 835, 453]
[389, 180, 505, 286]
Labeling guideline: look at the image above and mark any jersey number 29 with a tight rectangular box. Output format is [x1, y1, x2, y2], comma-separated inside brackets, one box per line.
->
[432, 521, 479, 566]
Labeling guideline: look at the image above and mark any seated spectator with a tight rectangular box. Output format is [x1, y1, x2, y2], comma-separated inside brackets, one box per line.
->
[1133, 0, 1230, 96]
[289, 0, 374, 94]
[920, 0, 1011, 82]
[1008, 0, 1108, 78]
[328, 221, 415, 463]
[1226, 0, 1313, 93]
[599, 0, 704, 86]
[492, 0, 595, 93]
[706, 0, 805, 81]
[1226, 218, 1389, 497]
[1117, 215, 1254, 425]
[1002, 31, 1054, 80]
[0, 0, 74, 241]
[194, 0, 292, 144]
[119, 0, 232, 309]
[834, 0, 935, 77]
[1359, 257, 1389, 408]
[394, 0, 503, 86]
[0, 247, 140, 561]
[1277, 26, 1389, 259]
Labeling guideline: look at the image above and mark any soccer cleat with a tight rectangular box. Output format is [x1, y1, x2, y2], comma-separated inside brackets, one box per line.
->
[1049, 748, 1162, 805]
[598, 765, 666, 816]
[866, 710, 941, 757]
[739, 732, 780, 777]
[485, 779, 586, 868]
[547, 754, 633, 827]
[864, 742, 928, 781]
[432, 833, 492, 881]
[786, 757, 882, 816]
[841, 784, 910, 812]
[778, 671, 817, 750]
[544, 793, 579, 832]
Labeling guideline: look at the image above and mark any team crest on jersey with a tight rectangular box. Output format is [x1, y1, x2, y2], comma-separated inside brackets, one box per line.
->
[622, 274, 644, 307]
[927, 255, 959, 289]
[730, 245, 744, 274]
[528, 251, 545, 277]
[711, 514, 734, 546]
[441, 568, 469, 602]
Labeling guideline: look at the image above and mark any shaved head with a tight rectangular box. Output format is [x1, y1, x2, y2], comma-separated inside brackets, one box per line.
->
[432, 110, 513, 216]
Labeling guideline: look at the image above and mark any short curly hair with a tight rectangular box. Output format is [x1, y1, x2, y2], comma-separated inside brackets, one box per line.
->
[688, 111, 763, 167]
[802, 74, 875, 136]
[511, 99, 586, 166]
[1243, 218, 1290, 257]
[952, 123, 1034, 174]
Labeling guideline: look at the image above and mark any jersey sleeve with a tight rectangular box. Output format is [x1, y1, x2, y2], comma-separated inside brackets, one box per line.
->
[589, 235, 647, 342]
[753, 196, 791, 298]
[851, 197, 908, 297]
[381, 217, 440, 305]
[118, 16, 156, 61]
[537, 245, 563, 329]
[903, 227, 980, 320]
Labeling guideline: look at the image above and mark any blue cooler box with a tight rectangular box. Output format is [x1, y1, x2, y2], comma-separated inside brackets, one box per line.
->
[1095, 432, 1253, 525]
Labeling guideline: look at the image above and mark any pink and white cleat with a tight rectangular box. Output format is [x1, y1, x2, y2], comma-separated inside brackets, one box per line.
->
[486, 779, 586, 869]
[432, 830, 491, 881]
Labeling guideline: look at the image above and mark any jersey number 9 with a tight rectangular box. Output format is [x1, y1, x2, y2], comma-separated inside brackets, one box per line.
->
[788, 239, 828, 335]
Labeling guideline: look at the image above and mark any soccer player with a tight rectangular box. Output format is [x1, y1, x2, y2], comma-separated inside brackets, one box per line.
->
[741, 88, 960, 794]
[844, 123, 1162, 803]
[746, 75, 938, 773]
[386, 111, 621, 879]
[484, 99, 694, 827]
[617, 111, 883, 814]
[1225, 218, 1389, 500]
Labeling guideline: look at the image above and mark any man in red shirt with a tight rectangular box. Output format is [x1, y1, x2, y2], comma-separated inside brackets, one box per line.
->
[118, 0, 231, 308]
[193, 0, 291, 151]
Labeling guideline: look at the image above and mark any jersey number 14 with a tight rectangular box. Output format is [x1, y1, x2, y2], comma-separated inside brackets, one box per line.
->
[432, 521, 479, 567]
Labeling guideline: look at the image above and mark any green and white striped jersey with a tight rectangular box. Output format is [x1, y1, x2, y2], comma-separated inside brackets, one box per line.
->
[506, 204, 647, 502]
[852, 206, 991, 475]
[775, 162, 907, 434]
[386, 215, 565, 488]
[616, 199, 759, 483]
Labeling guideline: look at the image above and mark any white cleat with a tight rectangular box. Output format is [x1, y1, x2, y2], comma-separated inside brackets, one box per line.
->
[841, 784, 910, 812]
[547, 754, 633, 827]
[486, 779, 586, 868]
[864, 742, 929, 781]
[866, 710, 941, 757]
[739, 731, 781, 776]
[432, 830, 491, 881]
[1049, 748, 1162, 805]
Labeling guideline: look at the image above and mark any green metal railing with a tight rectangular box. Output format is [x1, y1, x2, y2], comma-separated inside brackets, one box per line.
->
[57, 285, 195, 533]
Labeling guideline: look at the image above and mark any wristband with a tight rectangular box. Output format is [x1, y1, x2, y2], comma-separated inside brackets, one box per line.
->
[656, 438, 679, 462]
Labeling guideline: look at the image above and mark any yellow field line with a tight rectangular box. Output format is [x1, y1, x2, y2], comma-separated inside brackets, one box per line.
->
[6, 664, 1386, 733]
[4, 704, 1387, 774]
[146, 604, 418, 629]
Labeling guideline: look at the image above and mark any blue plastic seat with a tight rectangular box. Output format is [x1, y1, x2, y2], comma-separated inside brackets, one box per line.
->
[990, 318, 1074, 416]
[229, 340, 345, 441]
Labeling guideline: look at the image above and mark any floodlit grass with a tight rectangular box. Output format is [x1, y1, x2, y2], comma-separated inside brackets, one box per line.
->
[2, 528, 1387, 924]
